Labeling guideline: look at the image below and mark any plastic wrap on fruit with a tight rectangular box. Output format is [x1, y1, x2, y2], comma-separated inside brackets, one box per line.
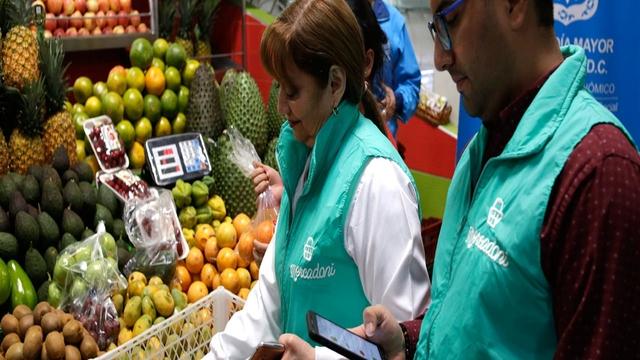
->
[201, 175, 216, 196]
[196, 205, 213, 224]
[123, 247, 177, 285]
[191, 180, 209, 207]
[74, 288, 120, 351]
[179, 206, 197, 229]
[171, 179, 192, 209]
[207, 195, 226, 221]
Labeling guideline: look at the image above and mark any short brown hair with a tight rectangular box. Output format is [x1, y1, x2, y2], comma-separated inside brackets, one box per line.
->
[260, 0, 385, 133]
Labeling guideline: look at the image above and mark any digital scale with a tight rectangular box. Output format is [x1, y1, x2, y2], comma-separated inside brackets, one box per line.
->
[145, 133, 212, 186]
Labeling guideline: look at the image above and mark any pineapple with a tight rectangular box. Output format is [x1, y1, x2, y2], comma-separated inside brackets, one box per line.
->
[40, 37, 76, 165]
[9, 79, 46, 174]
[176, 0, 197, 56]
[158, 0, 176, 39]
[195, 0, 220, 61]
[0, 45, 18, 175]
[0, 133, 8, 175]
[1, 0, 40, 91]
[186, 64, 224, 140]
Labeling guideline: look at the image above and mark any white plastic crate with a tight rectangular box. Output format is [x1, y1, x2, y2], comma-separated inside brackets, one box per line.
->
[95, 287, 245, 359]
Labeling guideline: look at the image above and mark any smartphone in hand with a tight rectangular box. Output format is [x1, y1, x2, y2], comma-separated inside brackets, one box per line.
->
[250, 341, 285, 360]
[307, 311, 386, 360]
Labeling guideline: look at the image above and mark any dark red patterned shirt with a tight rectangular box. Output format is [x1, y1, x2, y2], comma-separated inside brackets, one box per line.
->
[402, 69, 640, 359]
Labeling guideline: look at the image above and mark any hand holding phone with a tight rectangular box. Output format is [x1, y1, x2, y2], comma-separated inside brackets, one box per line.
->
[250, 341, 285, 360]
[307, 311, 386, 360]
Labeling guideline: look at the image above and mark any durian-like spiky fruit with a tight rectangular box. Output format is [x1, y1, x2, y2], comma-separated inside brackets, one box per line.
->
[186, 64, 224, 141]
[1, 0, 39, 91]
[212, 133, 256, 217]
[40, 37, 76, 165]
[9, 79, 46, 174]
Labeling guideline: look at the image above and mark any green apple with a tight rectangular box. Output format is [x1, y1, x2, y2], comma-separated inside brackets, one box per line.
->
[100, 233, 117, 259]
[73, 246, 92, 264]
[70, 278, 88, 300]
[53, 253, 74, 285]
[48, 282, 63, 307]
[85, 259, 105, 287]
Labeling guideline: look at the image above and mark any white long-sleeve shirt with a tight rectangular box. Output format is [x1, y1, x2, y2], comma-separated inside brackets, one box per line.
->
[206, 157, 431, 360]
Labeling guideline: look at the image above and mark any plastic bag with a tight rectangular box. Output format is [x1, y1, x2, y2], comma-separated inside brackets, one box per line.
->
[226, 128, 279, 231]
[55, 222, 125, 350]
[122, 188, 187, 283]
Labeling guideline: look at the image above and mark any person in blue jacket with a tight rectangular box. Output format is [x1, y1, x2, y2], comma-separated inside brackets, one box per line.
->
[370, 0, 421, 138]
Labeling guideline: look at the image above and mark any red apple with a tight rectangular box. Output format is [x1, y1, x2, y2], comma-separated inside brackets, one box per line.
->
[78, 27, 90, 36]
[84, 11, 96, 31]
[54, 27, 66, 37]
[66, 27, 78, 36]
[106, 10, 117, 27]
[97, 0, 108, 12]
[63, 0, 75, 15]
[70, 10, 83, 29]
[125, 24, 136, 33]
[57, 14, 69, 29]
[136, 23, 147, 33]
[75, 0, 87, 13]
[44, 29, 53, 38]
[129, 9, 140, 26]
[109, 0, 120, 12]
[103, 25, 113, 34]
[95, 10, 106, 28]
[113, 25, 125, 34]
[119, 0, 131, 12]
[48, 0, 64, 15]
[92, 27, 102, 35]
[117, 10, 128, 27]
[45, 13, 57, 31]
[87, 0, 98, 12]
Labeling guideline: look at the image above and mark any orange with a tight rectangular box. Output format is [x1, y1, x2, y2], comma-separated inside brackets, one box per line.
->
[143, 94, 162, 123]
[123, 88, 144, 121]
[232, 213, 252, 236]
[128, 141, 146, 169]
[204, 237, 219, 263]
[200, 263, 217, 289]
[186, 247, 204, 275]
[178, 86, 189, 113]
[134, 117, 153, 143]
[216, 247, 238, 272]
[173, 265, 191, 292]
[93, 81, 109, 98]
[76, 139, 86, 161]
[237, 252, 250, 268]
[187, 281, 208, 303]
[237, 231, 255, 262]
[129, 38, 154, 70]
[151, 57, 165, 72]
[102, 91, 124, 123]
[172, 112, 187, 134]
[216, 222, 237, 249]
[211, 273, 221, 289]
[249, 261, 259, 281]
[160, 89, 178, 119]
[219, 268, 240, 294]
[192, 274, 201, 283]
[238, 288, 250, 300]
[195, 224, 215, 251]
[72, 103, 85, 116]
[126, 67, 146, 92]
[84, 96, 103, 117]
[153, 38, 169, 59]
[250, 280, 258, 289]
[145, 66, 166, 96]
[107, 70, 127, 95]
[165, 43, 187, 70]
[73, 76, 93, 104]
[256, 220, 275, 244]
[154, 117, 172, 137]
[236, 268, 251, 290]
[164, 66, 181, 92]
[109, 65, 127, 78]
[182, 59, 200, 87]
[115, 119, 135, 149]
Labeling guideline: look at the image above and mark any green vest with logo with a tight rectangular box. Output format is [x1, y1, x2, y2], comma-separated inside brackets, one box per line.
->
[274, 101, 418, 343]
[415, 46, 635, 359]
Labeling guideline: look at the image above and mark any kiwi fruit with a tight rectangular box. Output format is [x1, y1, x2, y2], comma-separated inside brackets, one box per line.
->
[41, 312, 61, 335]
[1, 314, 19, 334]
[60, 313, 74, 327]
[65, 345, 82, 360]
[44, 331, 65, 360]
[41, 345, 49, 360]
[62, 320, 83, 345]
[18, 314, 34, 339]
[33, 302, 53, 325]
[12, 304, 32, 320]
[79, 335, 98, 360]
[1, 333, 20, 353]
[23, 326, 43, 360]
[5, 342, 24, 360]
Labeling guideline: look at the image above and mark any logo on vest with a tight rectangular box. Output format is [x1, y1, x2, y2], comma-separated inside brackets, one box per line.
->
[554, 0, 598, 26]
[466, 227, 509, 267]
[290, 237, 337, 282]
[303, 237, 316, 262]
[486, 197, 504, 229]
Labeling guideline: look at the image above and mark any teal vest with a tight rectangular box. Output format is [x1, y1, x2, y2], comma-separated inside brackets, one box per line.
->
[274, 101, 418, 343]
[416, 46, 636, 359]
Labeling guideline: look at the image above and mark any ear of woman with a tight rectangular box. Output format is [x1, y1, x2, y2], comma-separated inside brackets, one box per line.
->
[329, 65, 347, 108]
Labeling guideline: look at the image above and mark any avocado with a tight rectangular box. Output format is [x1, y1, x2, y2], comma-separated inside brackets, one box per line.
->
[117, 247, 131, 272]
[26, 204, 39, 219]
[0, 176, 18, 208]
[41, 166, 62, 190]
[0, 232, 18, 259]
[81, 227, 95, 240]
[59, 233, 77, 252]
[44, 246, 58, 275]
[63, 181, 83, 213]
[22, 175, 40, 205]
[14, 211, 40, 250]
[25, 247, 47, 287]
[52, 146, 70, 175]
[7, 172, 24, 190]
[62, 170, 79, 184]
[73, 162, 94, 183]
[94, 204, 114, 234]
[41, 180, 64, 221]
[8, 191, 27, 220]
[112, 218, 126, 240]
[27, 164, 44, 183]
[97, 185, 119, 218]
[0, 206, 10, 232]
[62, 209, 84, 239]
[37, 280, 50, 302]
[38, 212, 60, 249]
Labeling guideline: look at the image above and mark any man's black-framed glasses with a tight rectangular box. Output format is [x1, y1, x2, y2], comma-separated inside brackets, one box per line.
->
[428, 0, 466, 51]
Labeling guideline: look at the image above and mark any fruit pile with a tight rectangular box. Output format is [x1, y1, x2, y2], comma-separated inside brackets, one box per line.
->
[41, 0, 150, 38]
[72, 37, 197, 170]
[1, 302, 101, 359]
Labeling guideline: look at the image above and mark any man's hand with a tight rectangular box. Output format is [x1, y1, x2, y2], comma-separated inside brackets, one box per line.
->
[379, 84, 396, 122]
[279, 334, 315, 360]
[350, 305, 406, 360]
[250, 162, 283, 204]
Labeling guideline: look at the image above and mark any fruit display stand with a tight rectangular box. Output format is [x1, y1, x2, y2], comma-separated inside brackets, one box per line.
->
[96, 287, 244, 359]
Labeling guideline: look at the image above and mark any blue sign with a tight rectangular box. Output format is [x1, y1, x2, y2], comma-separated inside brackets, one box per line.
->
[456, 1, 640, 160]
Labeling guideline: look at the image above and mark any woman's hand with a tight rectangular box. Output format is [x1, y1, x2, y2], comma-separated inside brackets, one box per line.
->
[350, 305, 406, 360]
[251, 162, 283, 204]
[379, 84, 396, 122]
[253, 240, 268, 265]
[279, 334, 315, 360]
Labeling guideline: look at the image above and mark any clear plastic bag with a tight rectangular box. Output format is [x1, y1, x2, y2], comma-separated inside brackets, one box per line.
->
[122, 188, 187, 283]
[56, 222, 126, 350]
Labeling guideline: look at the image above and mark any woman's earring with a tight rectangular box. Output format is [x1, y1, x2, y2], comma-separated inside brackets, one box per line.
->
[332, 106, 338, 116]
